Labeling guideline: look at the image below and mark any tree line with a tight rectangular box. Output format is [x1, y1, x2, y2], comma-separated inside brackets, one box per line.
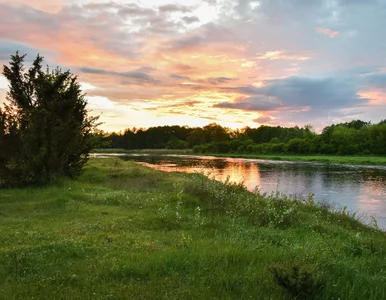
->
[95, 119, 386, 155]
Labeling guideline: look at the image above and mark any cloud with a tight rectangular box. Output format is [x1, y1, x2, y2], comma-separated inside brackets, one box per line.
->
[336, 0, 380, 6]
[216, 75, 370, 127]
[159, 4, 192, 14]
[221, 85, 261, 95]
[79, 67, 159, 84]
[0, 40, 56, 62]
[167, 22, 241, 53]
[1, 0, 386, 131]
[214, 95, 282, 111]
[257, 51, 312, 61]
[316, 28, 339, 38]
[207, 77, 234, 84]
[135, 66, 156, 73]
[253, 116, 273, 124]
[361, 72, 386, 89]
[118, 3, 156, 17]
[172, 63, 196, 72]
[170, 74, 234, 86]
[179, 83, 205, 90]
[170, 35, 206, 51]
[203, 0, 217, 5]
[170, 74, 191, 80]
[258, 76, 367, 109]
[145, 100, 200, 111]
[182, 16, 200, 24]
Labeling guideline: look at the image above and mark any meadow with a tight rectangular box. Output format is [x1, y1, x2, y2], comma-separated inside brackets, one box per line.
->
[0, 158, 385, 299]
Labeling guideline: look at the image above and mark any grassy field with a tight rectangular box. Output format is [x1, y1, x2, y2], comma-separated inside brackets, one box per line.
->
[1, 158, 385, 299]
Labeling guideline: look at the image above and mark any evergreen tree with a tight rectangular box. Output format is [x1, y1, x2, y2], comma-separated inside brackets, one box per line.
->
[0, 52, 99, 186]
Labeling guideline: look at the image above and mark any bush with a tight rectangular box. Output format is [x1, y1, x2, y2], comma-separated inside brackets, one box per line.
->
[0, 52, 98, 187]
[229, 139, 243, 152]
[266, 143, 287, 153]
[286, 138, 310, 154]
[166, 139, 188, 149]
[237, 145, 245, 153]
[192, 145, 203, 153]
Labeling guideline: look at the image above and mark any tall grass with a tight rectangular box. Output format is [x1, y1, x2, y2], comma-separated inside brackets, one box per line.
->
[0, 158, 385, 299]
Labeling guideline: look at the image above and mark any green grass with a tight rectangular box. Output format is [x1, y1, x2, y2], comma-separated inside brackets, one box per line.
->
[0, 158, 385, 299]
[92, 148, 193, 155]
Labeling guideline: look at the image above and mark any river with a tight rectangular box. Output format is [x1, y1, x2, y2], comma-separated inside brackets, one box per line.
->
[94, 153, 386, 230]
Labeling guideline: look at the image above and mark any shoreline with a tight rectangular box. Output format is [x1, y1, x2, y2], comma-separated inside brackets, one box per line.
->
[92, 148, 386, 166]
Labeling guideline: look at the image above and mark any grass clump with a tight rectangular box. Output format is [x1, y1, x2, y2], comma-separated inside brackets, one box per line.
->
[0, 158, 385, 299]
[270, 263, 324, 299]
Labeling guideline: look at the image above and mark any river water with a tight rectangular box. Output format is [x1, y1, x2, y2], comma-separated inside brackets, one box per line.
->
[94, 153, 386, 230]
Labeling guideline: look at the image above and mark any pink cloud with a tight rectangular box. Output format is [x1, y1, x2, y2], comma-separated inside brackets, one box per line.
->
[315, 27, 339, 38]
[0, 0, 66, 12]
[257, 50, 312, 61]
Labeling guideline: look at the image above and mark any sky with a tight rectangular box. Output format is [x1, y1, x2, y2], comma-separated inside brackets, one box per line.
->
[0, 0, 386, 132]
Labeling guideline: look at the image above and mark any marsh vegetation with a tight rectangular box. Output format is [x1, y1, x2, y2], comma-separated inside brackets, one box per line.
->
[1, 158, 385, 299]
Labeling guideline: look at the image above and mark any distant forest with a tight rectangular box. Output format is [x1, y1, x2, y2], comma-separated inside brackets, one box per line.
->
[94, 120, 386, 155]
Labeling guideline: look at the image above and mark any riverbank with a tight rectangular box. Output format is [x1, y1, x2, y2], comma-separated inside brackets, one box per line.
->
[93, 148, 386, 165]
[92, 148, 193, 155]
[202, 153, 386, 165]
[1, 158, 385, 299]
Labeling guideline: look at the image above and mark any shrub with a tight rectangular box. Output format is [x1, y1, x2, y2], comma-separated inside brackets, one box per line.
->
[0, 52, 98, 186]
[192, 145, 203, 153]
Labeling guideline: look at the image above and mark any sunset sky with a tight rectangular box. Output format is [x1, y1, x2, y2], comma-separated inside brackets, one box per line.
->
[1, 0, 386, 132]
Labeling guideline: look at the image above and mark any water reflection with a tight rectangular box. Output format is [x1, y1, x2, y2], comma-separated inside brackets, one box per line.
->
[96, 154, 386, 230]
